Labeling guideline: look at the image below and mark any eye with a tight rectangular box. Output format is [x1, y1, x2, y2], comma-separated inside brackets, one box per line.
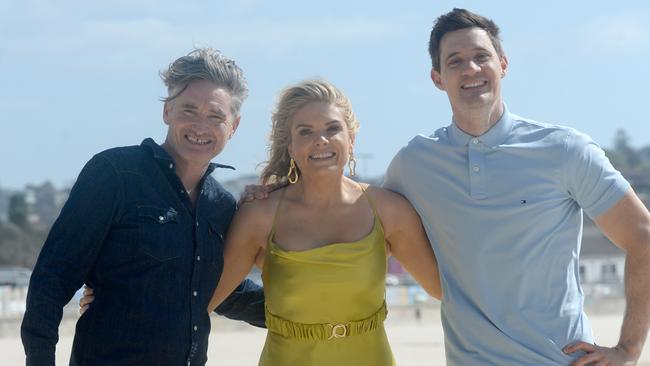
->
[183, 109, 196, 116]
[298, 128, 312, 136]
[209, 115, 225, 124]
[475, 53, 491, 63]
[448, 59, 461, 67]
[327, 125, 342, 134]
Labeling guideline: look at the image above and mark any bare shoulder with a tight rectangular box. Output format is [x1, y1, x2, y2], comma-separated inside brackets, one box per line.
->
[363, 185, 424, 242]
[362, 185, 417, 229]
[363, 185, 413, 212]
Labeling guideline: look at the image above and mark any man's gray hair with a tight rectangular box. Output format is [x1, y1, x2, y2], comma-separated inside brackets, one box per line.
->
[160, 47, 248, 116]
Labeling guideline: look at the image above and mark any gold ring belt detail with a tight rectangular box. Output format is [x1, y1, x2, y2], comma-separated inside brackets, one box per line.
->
[265, 301, 387, 341]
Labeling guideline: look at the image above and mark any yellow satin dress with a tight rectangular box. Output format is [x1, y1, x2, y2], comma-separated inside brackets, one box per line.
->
[259, 189, 395, 366]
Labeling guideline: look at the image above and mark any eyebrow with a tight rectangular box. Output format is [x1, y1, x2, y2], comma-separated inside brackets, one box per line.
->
[180, 103, 226, 117]
[445, 47, 490, 62]
[294, 120, 342, 129]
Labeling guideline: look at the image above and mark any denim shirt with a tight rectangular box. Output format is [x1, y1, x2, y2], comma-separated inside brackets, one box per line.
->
[21, 138, 265, 366]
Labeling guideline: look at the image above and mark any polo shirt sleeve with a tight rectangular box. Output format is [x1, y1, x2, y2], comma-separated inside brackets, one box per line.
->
[563, 130, 630, 219]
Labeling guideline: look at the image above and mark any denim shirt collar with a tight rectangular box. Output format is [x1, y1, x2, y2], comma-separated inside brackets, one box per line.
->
[447, 103, 514, 148]
[140, 138, 236, 175]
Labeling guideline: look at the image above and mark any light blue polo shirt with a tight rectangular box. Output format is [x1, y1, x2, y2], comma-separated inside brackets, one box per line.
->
[384, 105, 630, 365]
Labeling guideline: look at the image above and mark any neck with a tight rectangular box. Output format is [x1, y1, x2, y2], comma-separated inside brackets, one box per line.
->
[452, 101, 504, 137]
[293, 171, 355, 208]
[161, 142, 209, 193]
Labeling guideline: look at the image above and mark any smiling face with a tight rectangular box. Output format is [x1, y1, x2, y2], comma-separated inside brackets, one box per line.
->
[287, 101, 353, 180]
[431, 27, 508, 114]
[162, 79, 240, 167]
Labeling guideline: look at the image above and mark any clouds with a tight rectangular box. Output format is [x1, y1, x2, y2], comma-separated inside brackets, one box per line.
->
[583, 14, 650, 51]
[0, 3, 405, 72]
[1, 7, 404, 51]
[508, 11, 650, 58]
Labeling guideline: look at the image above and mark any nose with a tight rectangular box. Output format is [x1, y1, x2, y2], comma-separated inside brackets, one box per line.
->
[192, 113, 217, 130]
[462, 60, 481, 75]
[315, 134, 329, 146]
[192, 120, 210, 132]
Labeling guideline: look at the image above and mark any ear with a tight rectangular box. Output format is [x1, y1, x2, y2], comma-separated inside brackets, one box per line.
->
[500, 55, 509, 78]
[228, 116, 241, 139]
[162, 101, 171, 126]
[287, 144, 293, 160]
[430, 68, 445, 91]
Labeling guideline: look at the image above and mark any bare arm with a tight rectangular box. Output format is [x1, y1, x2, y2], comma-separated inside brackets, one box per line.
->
[597, 190, 650, 359]
[565, 189, 650, 365]
[370, 187, 442, 300]
[207, 201, 271, 313]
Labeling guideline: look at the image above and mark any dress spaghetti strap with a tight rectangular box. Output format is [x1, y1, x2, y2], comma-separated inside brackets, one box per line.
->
[359, 184, 381, 227]
[269, 187, 288, 238]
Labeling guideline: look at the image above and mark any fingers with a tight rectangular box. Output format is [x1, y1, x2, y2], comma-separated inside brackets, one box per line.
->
[238, 189, 254, 205]
[238, 184, 271, 205]
[79, 295, 95, 308]
[79, 285, 95, 315]
[79, 304, 89, 315]
[83, 286, 94, 296]
[568, 351, 602, 366]
[564, 341, 597, 355]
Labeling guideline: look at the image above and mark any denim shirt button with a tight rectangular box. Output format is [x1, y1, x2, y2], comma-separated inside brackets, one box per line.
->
[169, 163, 173, 169]
[193, 291, 197, 296]
[196, 256, 201, 261]
[193, 325, 198, 331]
[158, 216, 164, 222]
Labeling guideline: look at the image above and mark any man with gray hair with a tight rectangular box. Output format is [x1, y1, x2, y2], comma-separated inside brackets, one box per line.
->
[21, 48, 264, 366]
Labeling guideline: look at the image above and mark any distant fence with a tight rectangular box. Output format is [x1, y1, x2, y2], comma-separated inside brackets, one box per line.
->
[0, 286, 27, 319]
[0, 285, 81, 320]
[386, 285, 439, 307]
[0, 283, 625, 320]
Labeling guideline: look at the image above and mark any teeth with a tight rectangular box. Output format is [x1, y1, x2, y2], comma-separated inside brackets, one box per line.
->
[186, 135, 211, 145]
[309, 152, 335, 159]
[462, 81, 486, 89]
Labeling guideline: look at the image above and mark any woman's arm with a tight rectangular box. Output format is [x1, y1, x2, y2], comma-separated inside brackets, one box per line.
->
[207, 201, 272, 313]
[369, 187, 443, 300]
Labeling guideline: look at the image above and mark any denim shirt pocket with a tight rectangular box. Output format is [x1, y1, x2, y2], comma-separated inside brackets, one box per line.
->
[137, 205, 181, 261]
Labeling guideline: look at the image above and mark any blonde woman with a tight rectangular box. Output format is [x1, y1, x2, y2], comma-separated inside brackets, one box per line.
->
[208, 79, 441, 365]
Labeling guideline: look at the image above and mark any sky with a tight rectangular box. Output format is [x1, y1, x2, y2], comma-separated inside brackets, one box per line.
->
[2, 0, 650, 189]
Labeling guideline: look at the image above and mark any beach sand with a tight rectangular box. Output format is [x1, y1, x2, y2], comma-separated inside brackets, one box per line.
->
[2, 300, 649, 365]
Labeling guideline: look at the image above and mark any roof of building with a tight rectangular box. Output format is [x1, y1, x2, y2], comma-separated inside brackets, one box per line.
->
[581, 218, 623, 258]
[0, 266, 32, 286]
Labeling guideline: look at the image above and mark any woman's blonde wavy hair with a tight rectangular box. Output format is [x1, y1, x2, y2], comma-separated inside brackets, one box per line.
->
[260, 79, 359, 185]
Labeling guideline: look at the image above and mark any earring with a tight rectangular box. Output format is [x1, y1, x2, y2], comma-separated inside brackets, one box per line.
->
[348, 152, 357, 177]
[287, 158, 299, 184]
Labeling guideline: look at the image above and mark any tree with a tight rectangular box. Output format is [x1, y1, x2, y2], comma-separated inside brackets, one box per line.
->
[605, 129, 642, 171]
[0, 222, 23, 266]
[8, 193, 29, 229]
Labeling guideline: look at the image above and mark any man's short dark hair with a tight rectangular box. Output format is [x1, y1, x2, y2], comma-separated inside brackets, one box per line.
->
[428, 8, 504, 72]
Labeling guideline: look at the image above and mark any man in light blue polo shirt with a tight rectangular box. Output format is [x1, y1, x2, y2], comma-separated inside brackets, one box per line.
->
[384, 8, 650, 366]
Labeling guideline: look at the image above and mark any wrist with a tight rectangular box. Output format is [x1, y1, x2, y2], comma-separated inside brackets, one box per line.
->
[616, 341, 642, 360]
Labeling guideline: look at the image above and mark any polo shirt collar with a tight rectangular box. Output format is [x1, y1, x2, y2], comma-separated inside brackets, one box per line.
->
[140, 138, 235, 174]
[447, 103, 514, 148]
